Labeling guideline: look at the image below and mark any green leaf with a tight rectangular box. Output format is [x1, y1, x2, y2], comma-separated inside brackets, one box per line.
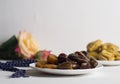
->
[0, 35, 20, 60]
[0, 35, 18, 51]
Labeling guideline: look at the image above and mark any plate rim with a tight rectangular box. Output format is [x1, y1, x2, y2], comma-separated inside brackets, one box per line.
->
[97, 60, 120, 66]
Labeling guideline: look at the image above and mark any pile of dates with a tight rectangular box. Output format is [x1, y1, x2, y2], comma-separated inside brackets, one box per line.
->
[36, 51, 98, 69]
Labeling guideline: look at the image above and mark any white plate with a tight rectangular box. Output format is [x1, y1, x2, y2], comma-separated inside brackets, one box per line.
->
[98, 60, 120, 66]
[30, 63, 103, 75]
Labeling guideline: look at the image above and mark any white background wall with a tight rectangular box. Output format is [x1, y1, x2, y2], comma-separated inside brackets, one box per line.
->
[0, 0, 120, 54]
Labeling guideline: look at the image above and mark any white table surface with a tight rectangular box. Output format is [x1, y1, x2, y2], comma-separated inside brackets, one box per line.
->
[0, 65, 120, 84]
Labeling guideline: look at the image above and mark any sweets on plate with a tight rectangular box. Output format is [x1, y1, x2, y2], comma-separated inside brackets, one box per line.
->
[87, 39, 120, 61]
[36, 51, 98, 69]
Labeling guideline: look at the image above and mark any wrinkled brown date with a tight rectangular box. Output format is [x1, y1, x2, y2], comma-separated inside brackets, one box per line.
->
[58, 53, 67, 63]
[81, 51, 88, 56]
[80, 62, 91, 69]
[74, 51, 89, 61]
[89, 57, 98, 68]
[67, 51, 98, 69]
[68, 53, 89, 65]
[57, 61, 73, 69]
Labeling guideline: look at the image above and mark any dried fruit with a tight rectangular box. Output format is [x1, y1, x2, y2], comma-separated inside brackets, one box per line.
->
[58, 53, 67, 63]
[81, 51, 88, 56]
[89, 57, 98, 68]
[42, 64, 57, 69]
[98, 50, 114, 61]
[87, 40, 120, 61]
[47, 54, 58, 64]
[87, 40, 102, 52]
[57, 62, 72, 69]
[36, 51, 98, 69]
[88, 51, 98, 59]
[80, 62, 91, 69]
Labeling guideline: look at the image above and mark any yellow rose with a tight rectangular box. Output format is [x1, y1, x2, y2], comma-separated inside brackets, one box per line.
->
[18, 31, 40, 58]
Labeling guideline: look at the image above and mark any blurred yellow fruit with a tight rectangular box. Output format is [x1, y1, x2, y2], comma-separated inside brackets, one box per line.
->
[100, 43, 119, 53]
[88, 51, 98, 59]
[87, 39, 102, 52]
[98, 50, 115, 61]
[114, 51, 120, 60]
